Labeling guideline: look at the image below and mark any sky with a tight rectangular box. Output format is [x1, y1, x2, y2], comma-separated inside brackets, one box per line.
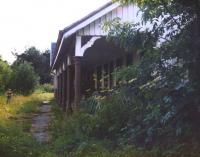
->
[0, 0, 110, 63]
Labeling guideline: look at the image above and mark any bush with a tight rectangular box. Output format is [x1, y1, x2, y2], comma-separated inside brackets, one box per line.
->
[0, 93, 54, 157]
[0, 124, 42, 157]
[49, 92, 200, 157]
[10, 62, 39, 95]
[35, 84, 53, 93]
[0, 59, 12, 93]
[91, 95, 130, 141]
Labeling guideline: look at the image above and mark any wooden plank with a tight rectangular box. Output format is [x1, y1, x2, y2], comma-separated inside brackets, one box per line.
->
[100, 15, 106, 35]
[83, 25, 90, 35]
[95, 18, 101, 35]
[122, 5, 129, 21]
[111, 9, 117, 19]
[117, 6, 123, 20]
[89, 22, 95, 35]
[101, 65, 105, 90]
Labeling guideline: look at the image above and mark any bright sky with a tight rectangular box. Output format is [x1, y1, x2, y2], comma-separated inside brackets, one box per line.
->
[0, 0, 110, 63]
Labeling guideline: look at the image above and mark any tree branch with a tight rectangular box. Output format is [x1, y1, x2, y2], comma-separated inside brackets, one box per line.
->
[160, 0, 182, 30]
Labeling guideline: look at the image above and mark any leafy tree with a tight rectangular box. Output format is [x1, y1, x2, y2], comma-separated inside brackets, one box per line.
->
[10, 62, 39, 95]
[13, 47, 51, 84]
[102, 0, 200, 148]
[112, 0, 200, 83]
[0, 58, 12, 93]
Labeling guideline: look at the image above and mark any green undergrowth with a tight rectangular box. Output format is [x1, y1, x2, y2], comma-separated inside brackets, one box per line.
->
[48, 94, 200, 157]
[35, 84, 54, 94]
[0, 91, 199, 157]
[0, 93, 54, 157]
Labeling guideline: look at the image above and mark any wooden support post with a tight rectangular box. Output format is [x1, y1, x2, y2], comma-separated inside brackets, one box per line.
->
[101, 65, 105, 90]
[74, 56, 82, 108]
[62, 70, 67, 112]
[88, 70, 93, 93]
[66, 65, 73, 115]
[66, 66, 70, 109]
[64, 72, 67, 110]
[59, 72, 63, 106]
[113, 60, 117, 87]
[58, 73, 60, 105]
[94, 67, 98, 90]
[133, 51, 140, 64]
[55, 74, 58, 101]
[57, 74, 60, 104]
[123, 55, 127, 67]
[61, 70, 65, 109]
[122, 55, 127, 84]
[108, 63, 111, 89]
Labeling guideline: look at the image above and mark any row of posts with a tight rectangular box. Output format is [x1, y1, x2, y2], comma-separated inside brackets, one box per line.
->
[55, 56, 81, 112]
[93, 52, 139, 91]
[55, 52, 139, 112]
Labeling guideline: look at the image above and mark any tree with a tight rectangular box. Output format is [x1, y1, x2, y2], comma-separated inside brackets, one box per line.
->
[103, 0, 200, 148]
[0, 58, 12, 93]
[112, 0, 200, 84]
[10, 62, 39, 95]
[13, 47, 52, 84]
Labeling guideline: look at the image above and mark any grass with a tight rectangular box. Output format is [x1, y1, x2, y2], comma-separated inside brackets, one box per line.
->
[47, 98, 200, 157]
[0, 92, 54, 157]
[0, 93, 53, 118]
[1, 92, 199, 157]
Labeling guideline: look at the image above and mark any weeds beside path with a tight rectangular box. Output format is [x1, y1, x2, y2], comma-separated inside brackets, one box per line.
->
[0, 93, 54, 157]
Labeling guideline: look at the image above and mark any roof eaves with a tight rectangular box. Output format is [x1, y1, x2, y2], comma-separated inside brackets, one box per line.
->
[62, 1, 113, 34]
[52, 1, 118, 70]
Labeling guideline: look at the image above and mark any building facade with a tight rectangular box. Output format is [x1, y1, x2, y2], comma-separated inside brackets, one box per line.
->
[50, 1, 139, 112]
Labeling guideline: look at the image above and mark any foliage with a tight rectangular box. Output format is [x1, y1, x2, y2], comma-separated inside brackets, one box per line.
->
[13, 47, 52, 84]
[1, 90, 197, 157]
[80, 93, 104, 114]
[1, 46, 51, 94]
[47, 96, 200, 157]
[0, 93, 54, 157]
[0, 124, 41, 157]
[103, 0, 200, 151]
[0, 58, 12, 93]
[10, 61, 39, 95]
[35, 84, 54, 93]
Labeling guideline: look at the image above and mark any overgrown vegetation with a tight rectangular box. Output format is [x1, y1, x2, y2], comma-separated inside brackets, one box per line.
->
[0, 57, 12, 93]
[1, 0, 200, 156]
[1, 90, 198, 157]
[12, 47, 52, 84]
[9, 61, 39, 95]
[35, 84, 54, 93]
[101, 0, 200, 155]
[47, 93, 200, 157]
[0, 93, 53, 157]
[0, 47, 52, 95]
[46, 0, 200, 156]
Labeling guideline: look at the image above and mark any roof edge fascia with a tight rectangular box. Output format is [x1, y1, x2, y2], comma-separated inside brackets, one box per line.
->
[52, 2, 120, 69]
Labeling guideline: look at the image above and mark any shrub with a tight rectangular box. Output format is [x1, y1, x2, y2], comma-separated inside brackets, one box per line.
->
[80, 93, 103, 114]
[0, 93, 54, 157]
[10, 61, 39, 95]
[0, 124, 42, 157]
[0, 59, 12, 93]
[35, 84, 54, 93]
[74, 141, 110, 157]
[49, 92, 200, 157]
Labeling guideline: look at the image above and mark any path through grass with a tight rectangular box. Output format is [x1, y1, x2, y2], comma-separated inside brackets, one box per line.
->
[30, 102, 52, 143]
[0, 93, 54, 157]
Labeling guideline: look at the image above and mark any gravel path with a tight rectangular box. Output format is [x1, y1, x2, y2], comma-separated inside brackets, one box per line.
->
[30, 101, 52, 143]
